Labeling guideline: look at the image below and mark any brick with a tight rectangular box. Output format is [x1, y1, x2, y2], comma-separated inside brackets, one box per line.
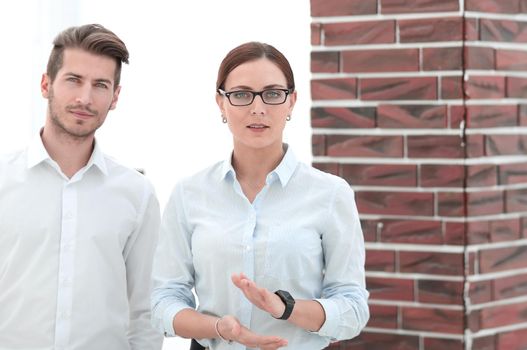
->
[493, 272, 527, 300]
[360, 77, 437, 100]
[420, 164, 464, 187]
[486, 135, 527, 156]
[341, 164, 417, 186]
[377, 105, 447, 128]
[399, 17, 463, 43]
[472, 335, 496, 349]
[490, 218, 521, 242]
[377, 104, 446, 128]
[496, 49, 527, 70]
[520, 105, 527, 125]
[324, 21, 395, 46]
[506, 188, 527, 213]
[402, 307, 464, 333]
[480, 246, 527, 273]
[467, 190, 504, 216]
[467, 164, 498, 187]
[449, 105, 465, 128]
[407, 135, 464, 158]
[381, 0, 459, 13]
[422, 47, 462, 70]
[480, 301, 527, 329]
[367, 305, 398, 329]
[312, 134, 326, 156]
[465, 76, 505, 99]
[499, 329, 527, 350]
[365, 249, 396, 272]
[311, 78, 357, 100]
[437, 192, 465, 217]
[311, 0, 377, 16]
[466, 134, 485, 157]
[499, 162, 527, 185]
[417, 280, 464, 304]
[466, 105, 517, 128]
[441, 76, 463, 99]
[465, 18, 479, 41]
[468, 280, 492, 304]
[467, 221, 491, 244]
[311, 23, 321, 45]
[399, 251, 464, 275]
[380, 219, 443, 244]
[360, 219, 378, 242]
[444, 222, 465, 245]
[481, 19, 527, 43]
[311, 107, 375, 128]
[423, 338, 464, 350]
[327, 135, 404, 157]
[342, 48, 418, 73]
[465, 46, 495, 70]
[367, 277, 415, 301]
[448, 106, 465, 129]
[507, 77, 527, 98]
[311, 51, 339, 73]
[312, 162, 339, 176]
[356, 191, 435, 216]
[466, 0, 519, 13]
[334, 332, 419, 350]
[522, 218, 527, 238]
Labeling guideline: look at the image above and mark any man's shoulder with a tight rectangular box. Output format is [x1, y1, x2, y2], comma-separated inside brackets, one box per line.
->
[102, 154, 155, 191]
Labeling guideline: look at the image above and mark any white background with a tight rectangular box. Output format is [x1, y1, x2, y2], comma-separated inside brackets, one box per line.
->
[0, 1, 311, 349]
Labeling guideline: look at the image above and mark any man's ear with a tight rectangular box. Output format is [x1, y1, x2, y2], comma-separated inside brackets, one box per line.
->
[109, 86, 121, 110]
[41, 74, 51, 99]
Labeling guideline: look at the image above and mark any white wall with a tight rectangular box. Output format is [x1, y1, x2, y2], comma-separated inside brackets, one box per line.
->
[0, 1, 311, 349]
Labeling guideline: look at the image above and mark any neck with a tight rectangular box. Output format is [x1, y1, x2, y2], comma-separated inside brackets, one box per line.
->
[232, 142, 285, 189]
[41, 124, 95, 178]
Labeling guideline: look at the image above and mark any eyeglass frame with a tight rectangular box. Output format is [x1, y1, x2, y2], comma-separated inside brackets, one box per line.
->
[217, 88, 293, 106]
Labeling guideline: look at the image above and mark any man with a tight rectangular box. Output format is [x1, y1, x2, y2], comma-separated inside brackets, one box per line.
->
[0, 24, 162, 350]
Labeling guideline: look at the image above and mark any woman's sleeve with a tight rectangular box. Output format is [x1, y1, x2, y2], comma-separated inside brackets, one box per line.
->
[151, 182, 196, 337]
[313, 178, 370, 341]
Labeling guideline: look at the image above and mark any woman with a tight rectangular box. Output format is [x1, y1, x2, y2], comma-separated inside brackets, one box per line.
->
[151, 42, 369, 350]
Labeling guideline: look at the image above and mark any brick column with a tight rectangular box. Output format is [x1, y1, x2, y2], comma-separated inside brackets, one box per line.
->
[310, 1, 527, 349]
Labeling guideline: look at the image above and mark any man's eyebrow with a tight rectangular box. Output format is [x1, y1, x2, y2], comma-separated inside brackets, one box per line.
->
[94, 78, 113, 85]
[64, 72, 82, 78]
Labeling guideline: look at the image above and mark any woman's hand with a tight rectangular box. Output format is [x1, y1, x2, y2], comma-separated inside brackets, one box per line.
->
[231, 273, 285, 318]
[216, 315, 288, 350]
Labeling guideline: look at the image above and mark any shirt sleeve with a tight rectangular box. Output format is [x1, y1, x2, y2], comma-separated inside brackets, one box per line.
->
[123, 180, 164, 350]
[313, 178, 370, 341]
[151, 182, 197, 337]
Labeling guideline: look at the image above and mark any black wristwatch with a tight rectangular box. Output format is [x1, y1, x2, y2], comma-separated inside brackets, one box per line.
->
[274, 290, 295, 320]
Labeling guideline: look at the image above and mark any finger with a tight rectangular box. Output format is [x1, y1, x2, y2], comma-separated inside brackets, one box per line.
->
[231, 273, 249, 290]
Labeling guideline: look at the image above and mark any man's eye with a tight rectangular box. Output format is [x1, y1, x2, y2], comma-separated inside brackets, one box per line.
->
[95, 83, 108, 89]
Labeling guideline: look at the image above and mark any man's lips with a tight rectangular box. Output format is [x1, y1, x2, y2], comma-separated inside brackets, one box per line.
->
[69, 109, 96, 118]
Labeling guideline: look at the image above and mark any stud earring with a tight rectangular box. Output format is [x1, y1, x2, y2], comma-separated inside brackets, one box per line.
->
[222, 115, 227, 123]
[286, 115, 291, 121]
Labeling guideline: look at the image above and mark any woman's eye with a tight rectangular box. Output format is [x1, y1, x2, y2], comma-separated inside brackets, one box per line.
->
[233, 92, 250, 99]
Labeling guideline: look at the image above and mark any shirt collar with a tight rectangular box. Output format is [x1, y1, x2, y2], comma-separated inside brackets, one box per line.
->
[26, 130, 108, 176]
[219, 143, 298, 187]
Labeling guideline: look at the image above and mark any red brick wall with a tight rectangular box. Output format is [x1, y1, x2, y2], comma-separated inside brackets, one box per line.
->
[311, 1, 527, 349]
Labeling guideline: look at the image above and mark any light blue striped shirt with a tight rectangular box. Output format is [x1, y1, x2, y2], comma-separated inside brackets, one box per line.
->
[151, 145, 369, 349]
